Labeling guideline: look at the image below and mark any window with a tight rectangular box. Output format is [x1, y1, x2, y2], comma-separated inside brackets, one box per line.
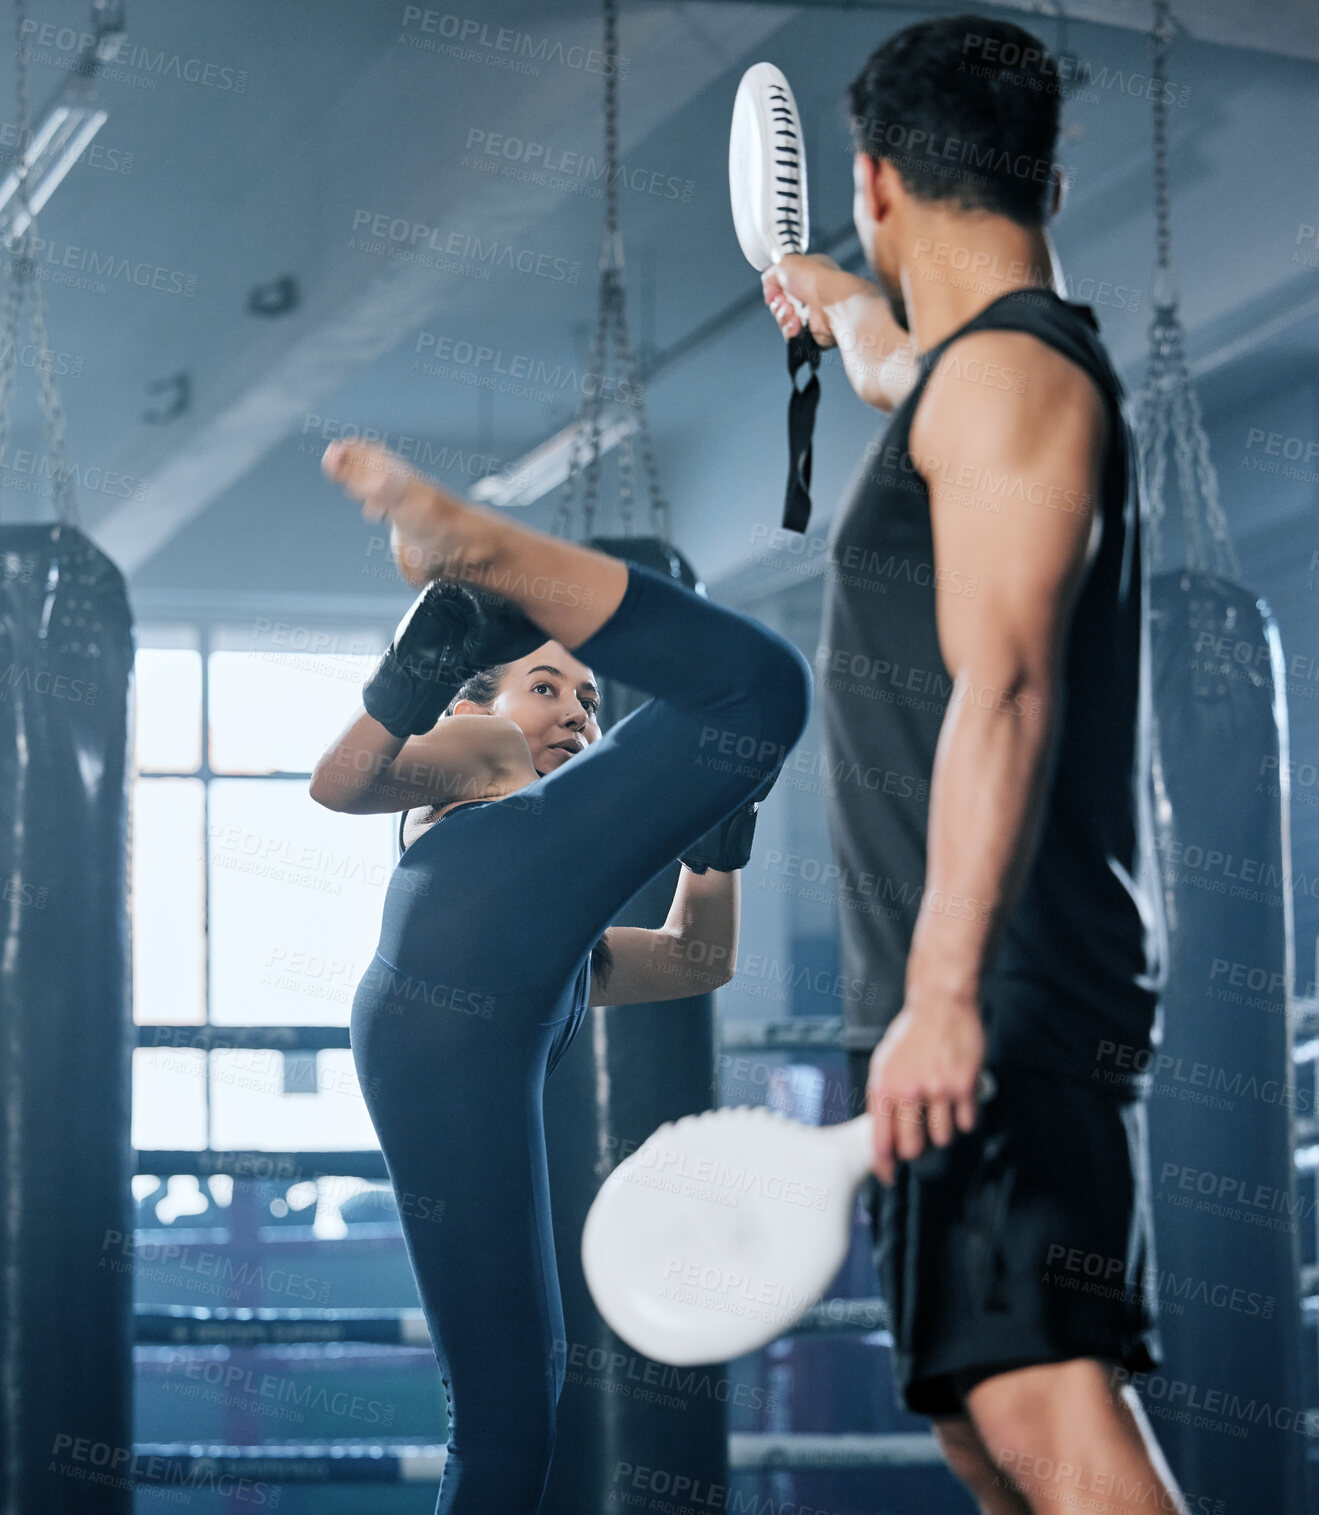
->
[132, 618, 391, 1155]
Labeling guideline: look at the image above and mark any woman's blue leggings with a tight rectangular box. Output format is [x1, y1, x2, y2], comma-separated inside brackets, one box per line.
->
[349, 561, 812, 1512]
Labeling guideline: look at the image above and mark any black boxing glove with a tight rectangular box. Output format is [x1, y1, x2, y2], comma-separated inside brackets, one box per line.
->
[679, 769, 780, 874]
[460, 581, 549, 671]
[361, 582, 477, 738]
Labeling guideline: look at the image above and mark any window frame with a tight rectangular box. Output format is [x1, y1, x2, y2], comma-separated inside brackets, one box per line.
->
[133, 608, 397, 1155]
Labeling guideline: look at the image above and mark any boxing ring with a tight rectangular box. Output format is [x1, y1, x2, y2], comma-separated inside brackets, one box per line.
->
[125, 1008, 1319, 1490]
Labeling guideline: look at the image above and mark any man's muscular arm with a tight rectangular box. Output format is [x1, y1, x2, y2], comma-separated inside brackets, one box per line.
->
[763, 254, 917, 412]
[866, 328, 1106, 1183]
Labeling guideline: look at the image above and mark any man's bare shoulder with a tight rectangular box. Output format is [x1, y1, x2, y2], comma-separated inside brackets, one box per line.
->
[912, 326, 1106, 454]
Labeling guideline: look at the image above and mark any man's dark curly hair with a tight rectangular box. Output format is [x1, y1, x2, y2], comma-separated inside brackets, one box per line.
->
[847, 14, 1061, 226]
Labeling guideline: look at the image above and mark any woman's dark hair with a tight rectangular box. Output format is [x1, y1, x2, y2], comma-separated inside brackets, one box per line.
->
[443, 663, 507, 717]
[441, 665, 615, 992]
[847, 14, 1061, 226]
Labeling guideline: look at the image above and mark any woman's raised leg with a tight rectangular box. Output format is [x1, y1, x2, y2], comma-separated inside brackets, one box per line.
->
[322, 438, 812, 734]
[322, 438, 629, 648]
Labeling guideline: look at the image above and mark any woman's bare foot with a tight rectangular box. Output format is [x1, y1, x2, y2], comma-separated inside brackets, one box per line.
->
[321, 439, 503, 587]
[322, 436, 629, 648]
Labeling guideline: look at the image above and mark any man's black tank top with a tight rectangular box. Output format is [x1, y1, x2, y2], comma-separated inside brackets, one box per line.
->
[817, 286, 1166, 1094]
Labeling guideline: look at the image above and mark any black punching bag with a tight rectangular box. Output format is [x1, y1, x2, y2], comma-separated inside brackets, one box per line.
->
[0, 524, 135, 1513]
[540, 538, 729, 1515]
[1145, 569, 1305, 1512]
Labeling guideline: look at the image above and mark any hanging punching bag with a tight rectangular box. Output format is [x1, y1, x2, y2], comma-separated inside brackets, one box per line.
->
[539, 536, 730, 1515]
[1145, 568, 1305, 1513]
[0, 523, 135, 1513]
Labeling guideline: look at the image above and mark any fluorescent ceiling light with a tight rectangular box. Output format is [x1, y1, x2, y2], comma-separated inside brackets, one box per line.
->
[0, 102, 108, 243]
[471, 407, 638, 509]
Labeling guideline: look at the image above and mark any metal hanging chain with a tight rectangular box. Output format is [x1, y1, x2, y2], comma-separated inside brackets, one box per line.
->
[0, 0, 30, 470]
[553, 293, 607, 539]
[558, 0, 671, 547]
[607, 250, 670, 543]
[0, 0, 80, 526]
[560, 0, 620, 543]
[558, 255, 612, 541]
[1133, 0, 1237, 582]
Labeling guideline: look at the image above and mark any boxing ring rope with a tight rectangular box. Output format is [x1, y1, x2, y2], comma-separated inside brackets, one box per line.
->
[130, 1444, 449, 1487]
[135, 1148, 388, 1181]
[136, 1006, 1319, 1054]
[728, 1434, 943, 1471]
[132, 1296, 890, 1348]
[134, 1306, 436, 1348]
[132, 1013, 876, 1054]
[126, 1434, 948, 1486]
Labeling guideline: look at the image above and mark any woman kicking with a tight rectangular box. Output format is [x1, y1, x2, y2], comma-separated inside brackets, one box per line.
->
[311, 439, 812, 1513]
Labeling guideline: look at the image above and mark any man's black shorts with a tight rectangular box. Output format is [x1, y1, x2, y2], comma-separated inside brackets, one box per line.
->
[845, 1054, 1162, 1417]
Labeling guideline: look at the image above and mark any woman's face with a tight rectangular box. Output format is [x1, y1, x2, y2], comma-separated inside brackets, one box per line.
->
[461, 641, 602, 773]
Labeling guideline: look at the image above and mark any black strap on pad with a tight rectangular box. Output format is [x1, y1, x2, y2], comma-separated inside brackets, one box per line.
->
[783, 326, 822, 533]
